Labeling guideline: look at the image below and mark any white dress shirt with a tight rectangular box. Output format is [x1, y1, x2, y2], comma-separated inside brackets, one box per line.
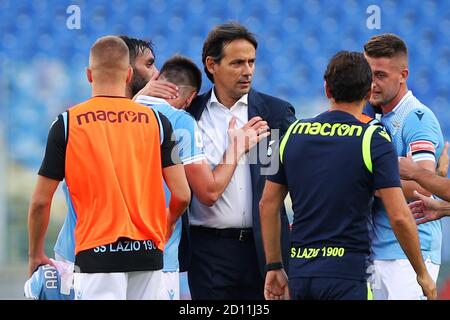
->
[189, 89, 253, 228]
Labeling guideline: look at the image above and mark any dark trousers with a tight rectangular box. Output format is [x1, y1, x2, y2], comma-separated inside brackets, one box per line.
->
[289, 277, 370, 300]
[188, 226, 264, 300]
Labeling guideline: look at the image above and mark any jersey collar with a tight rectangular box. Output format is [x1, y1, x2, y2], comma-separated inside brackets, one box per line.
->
[388, 90, 413, 115]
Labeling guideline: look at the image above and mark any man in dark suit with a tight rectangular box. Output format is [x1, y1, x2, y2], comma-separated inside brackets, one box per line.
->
[185, 22, 296, 300]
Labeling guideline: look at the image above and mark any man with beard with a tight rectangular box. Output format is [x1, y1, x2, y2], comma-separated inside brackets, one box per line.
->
[119, 35, 179, 99]
[30, 36, 184, 299]
[28, 36, 189, 299]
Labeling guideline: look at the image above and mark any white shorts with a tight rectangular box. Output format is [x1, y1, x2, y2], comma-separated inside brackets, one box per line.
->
[160, 271, 180, 300]
[74, 270, 163, 300]
[369, 259, 440, 300]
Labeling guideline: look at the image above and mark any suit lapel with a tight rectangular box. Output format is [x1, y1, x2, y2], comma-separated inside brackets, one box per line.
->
[248, 89, 268, 121]
[248, 89, 268, 193]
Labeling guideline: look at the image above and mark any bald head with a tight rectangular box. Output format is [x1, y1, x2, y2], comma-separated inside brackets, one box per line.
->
[88, 36, 131, 84]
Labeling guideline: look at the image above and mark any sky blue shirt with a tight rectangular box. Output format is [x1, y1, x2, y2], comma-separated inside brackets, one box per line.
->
[54, 182, 76, 262]
[135, 96, 205, 272]
[368, 91, 444, 264]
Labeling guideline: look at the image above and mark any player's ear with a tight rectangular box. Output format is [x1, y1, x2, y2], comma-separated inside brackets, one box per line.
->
[126, 66, 133, 84]
[205, 56, 217, 79]
[86, 68, 93, 83]
[400, 68, 409, 84]
[185, 90, 197, 107]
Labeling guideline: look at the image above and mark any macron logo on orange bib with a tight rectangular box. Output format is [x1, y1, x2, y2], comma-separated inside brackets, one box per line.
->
[76, 110, 150, 125]
[66, 97, 167, 255]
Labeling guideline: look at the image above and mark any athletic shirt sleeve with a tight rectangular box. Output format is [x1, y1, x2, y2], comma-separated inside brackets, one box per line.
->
[38, 114, 66, 181]
[176, 113, 205, 164]
[158, 112, 181, 168]
[371, 127, 402, 190]
[403, 109, 439, 162]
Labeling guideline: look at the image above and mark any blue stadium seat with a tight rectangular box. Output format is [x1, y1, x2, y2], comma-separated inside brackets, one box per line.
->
[1, 0, 449, 171]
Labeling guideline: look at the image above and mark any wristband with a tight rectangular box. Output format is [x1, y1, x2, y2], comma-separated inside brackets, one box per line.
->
[264, 262, 283, 272]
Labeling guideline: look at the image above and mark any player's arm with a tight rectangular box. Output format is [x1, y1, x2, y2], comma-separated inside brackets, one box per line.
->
[371, 127, 436, 299]
[401, 112, 443, 201]
[28, 115, 66, 276]
[436, 141, 449, 177]
[259, 179, 289, 300]
[28, 176, 59, 276]
[409, 191, 450, 224]
[158, 113, 190, 239]
[162, 165, 190, 239]
[400, 156, 450, 202]
[185, 116, 269, 206]
[184, 159, 236, 207]
[400, 159, 434, 201]
[259, 180, 288, 265]
[259, 147, 290, 300]
[378, 187, 436, 300]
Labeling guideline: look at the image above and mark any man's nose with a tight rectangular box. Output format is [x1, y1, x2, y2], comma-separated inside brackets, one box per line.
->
[242, 62, 253, 76]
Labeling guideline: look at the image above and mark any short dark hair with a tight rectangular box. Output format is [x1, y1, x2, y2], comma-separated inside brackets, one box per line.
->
[364, 33, 408, 58]
[202, 22, 257, 83]
[160, 55, 202, 93]
[118, 35, 154, 64]
[324, 51, 372, 103]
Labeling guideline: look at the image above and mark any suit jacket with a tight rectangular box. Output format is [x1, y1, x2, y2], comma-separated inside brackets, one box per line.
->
[179, 88, 296, 276]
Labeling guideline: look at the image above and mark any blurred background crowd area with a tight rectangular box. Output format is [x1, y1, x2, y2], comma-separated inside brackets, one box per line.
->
[0, 0, 449, 299]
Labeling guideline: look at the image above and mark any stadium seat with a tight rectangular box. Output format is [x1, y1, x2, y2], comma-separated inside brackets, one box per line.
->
[1, 0, 449, 167]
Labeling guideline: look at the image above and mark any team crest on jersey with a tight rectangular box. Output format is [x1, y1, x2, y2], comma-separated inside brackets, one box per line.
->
[391, 120, 400, 129]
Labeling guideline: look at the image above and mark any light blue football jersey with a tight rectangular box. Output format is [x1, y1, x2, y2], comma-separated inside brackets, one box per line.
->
[369, 91, 444, 264]
[135, 95, 205, 272]
[24, 260, 74, 300]
[54, 182, 76, 262]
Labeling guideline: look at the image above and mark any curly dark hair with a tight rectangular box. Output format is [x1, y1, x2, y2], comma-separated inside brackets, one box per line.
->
[118, 35, 155, 64]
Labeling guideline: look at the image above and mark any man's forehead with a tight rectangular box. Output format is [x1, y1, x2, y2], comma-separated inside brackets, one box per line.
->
[222, 39, 256, 58]
[365, 54, 404, 72]
[137, 48, 154, 60]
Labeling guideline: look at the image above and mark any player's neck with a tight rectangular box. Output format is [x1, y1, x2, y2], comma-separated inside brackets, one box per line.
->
[92, 84, 127, 98]
[381, 84, 408, 114]
[125, 85, 133, 99]
[330, 100, 364, 119]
